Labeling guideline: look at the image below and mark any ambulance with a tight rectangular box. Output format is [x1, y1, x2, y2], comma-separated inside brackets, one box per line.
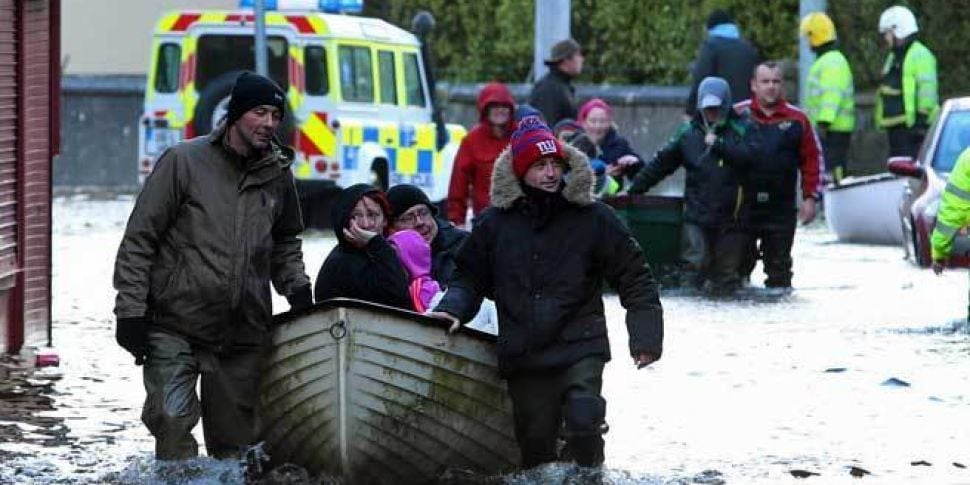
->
[137, 0, 466, 210]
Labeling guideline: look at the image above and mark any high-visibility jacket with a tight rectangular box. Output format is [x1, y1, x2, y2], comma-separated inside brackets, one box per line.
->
[931, 147, 970, 261]
[805, 49, 855, 132]
[876, 40, 939, 128]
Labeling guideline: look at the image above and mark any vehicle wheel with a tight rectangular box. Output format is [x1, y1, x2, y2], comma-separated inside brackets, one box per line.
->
[370, 159, 389, 191]
[193, 70, 293, 140]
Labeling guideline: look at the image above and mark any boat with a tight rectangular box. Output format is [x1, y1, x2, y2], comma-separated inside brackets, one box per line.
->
[824, 172, 906, 245]
[259, 298, 520, 484]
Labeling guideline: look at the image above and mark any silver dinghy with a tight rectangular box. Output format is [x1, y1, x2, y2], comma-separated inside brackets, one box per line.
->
[259, 298, 520, 483]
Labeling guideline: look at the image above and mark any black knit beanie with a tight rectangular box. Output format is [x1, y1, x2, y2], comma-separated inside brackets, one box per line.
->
[226, 72, 286, 126]
[386, 184, 438, 221]
[706, 9, 734, 29]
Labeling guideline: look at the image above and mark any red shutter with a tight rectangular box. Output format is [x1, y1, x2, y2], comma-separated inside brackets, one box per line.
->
[20, 0, 52, 346]
[0, 0, 18, 351]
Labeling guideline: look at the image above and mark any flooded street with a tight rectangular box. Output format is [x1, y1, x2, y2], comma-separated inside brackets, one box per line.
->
[1, 194, 969, 484]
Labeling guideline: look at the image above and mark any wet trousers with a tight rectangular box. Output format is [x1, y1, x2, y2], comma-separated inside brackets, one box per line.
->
[142, 331, 263, 460]
[822, 131, 852, 182]
[742, 216, 798, 288]
[887, 126, 925, 158]
[506, 356, 607, 469]
[681, 223, 747, 292]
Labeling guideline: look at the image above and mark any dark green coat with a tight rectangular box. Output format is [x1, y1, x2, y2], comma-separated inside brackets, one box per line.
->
[113, 124, 310, 350]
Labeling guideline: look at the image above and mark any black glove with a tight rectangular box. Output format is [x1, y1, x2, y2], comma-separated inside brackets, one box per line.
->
[287, 284, 313, 312]
[116, 316, 149, 365]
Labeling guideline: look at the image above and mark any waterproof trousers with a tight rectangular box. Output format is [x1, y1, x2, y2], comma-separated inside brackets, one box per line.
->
[681, 223, 747, 292]
[822, 131, 852, 183]
[141, 331, 264, 460]
[744, 216, 798, 288]
[506, 356, 607, 469]
[887, 126, 925, 159]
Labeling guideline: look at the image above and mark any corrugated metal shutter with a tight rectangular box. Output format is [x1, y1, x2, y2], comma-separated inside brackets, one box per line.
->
[21, 0, 52, 345]
[0, 0, 18, 288]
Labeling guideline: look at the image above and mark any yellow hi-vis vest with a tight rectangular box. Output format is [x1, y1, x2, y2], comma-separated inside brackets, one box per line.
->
[805, 50, 855, 132]
[931, 147, 970, 261]
[876, 40, 939, 129]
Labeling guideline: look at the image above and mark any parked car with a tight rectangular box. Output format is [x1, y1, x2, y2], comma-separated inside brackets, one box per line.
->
[888, 97, 970, 267]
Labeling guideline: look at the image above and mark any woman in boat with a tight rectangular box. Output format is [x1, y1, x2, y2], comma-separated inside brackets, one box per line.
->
[314, 184, 412, 309]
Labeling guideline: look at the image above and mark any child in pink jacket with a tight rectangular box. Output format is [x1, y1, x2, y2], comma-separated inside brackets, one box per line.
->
[387, 230, 442, 313]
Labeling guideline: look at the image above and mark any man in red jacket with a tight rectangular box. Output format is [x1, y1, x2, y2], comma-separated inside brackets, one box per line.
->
[447, 82, 516, 227]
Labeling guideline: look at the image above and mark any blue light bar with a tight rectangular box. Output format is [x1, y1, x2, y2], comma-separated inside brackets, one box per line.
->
[239, 0, 363, 13]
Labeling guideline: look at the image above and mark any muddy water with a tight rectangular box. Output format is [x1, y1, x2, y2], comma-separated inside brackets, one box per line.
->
[0, 195, 967, 484]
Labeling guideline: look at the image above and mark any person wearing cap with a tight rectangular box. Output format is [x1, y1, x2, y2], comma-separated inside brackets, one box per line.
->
[628, 76, 755, 293]
[428, 118, 663, 469]
[876, 5, 938, 158]
[686, 9, 760, 119]
[446, 82, 516, 227]
[113, 71, 312, 459]
[733, 61, 824, 290]
[800, 12, 855, 184]
[387, 184, 468, 287]
[529, 38, 583, 126]
[579, 98, 644, 184]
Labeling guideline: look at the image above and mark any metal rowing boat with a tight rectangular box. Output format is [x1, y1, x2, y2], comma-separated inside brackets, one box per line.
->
[259, 298, 520, 483]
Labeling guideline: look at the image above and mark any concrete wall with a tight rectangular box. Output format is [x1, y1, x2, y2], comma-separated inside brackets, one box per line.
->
[61, 0, 235, 75]
[54, 77, 889, 189]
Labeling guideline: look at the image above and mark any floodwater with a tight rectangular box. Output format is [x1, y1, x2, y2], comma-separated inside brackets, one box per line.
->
[1, 194, 968, 484]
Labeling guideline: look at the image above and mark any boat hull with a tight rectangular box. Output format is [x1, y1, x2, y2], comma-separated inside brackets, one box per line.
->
[825, 173, 906, 245]
[259, 299, 520, 483]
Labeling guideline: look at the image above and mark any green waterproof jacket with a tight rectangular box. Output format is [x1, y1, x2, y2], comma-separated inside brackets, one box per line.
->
[113, 124, 310, 350]
[805, 48, 855, 133]
[876, 40, 939, 129]
[931, 147, 970, 261]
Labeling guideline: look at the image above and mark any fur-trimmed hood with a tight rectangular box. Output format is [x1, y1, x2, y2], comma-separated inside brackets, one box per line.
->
[489, 142, 594, 209]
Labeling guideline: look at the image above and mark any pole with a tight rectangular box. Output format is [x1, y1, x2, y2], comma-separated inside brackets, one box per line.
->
[254, 0, 268, 76]
[533, 0, 571, 82]
[798, 0, 827, 103]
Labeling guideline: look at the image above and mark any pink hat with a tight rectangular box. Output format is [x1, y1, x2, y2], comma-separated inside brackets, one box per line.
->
[578, 98, 613, 124]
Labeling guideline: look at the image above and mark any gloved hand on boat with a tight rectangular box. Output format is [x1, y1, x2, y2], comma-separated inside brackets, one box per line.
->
[116, 316, 149, 366]
[287, 284, 313, 312]
[426, 311, 461, 334]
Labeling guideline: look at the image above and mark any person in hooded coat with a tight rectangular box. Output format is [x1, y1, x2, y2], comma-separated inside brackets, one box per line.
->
[629, 76, 755, 293]
[314, 184, 411, 309]
[429, 118, 664, 470]
[447, 82, 516, 226]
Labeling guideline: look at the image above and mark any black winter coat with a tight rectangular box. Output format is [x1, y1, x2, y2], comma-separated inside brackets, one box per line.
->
[686, 36, 760, 115]
[529, 68, 578, 126]
[314, 184, 411, 309]
[629, 114, 755, 227]
[598, 127, 644, 179]
[430, 217, 468, 287]
[434, 143, 664, 376]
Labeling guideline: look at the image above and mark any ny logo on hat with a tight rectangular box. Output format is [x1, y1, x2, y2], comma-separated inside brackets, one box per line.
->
[536, 140, 557, 155]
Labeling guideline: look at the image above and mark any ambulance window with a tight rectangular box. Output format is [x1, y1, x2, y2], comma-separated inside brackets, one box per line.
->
[154, 43, 181, 94]
[305, 45, 329, 95]
[403, 53, 426, 107]
[378, 51, 397, 105]
[339, 46, 374, 103]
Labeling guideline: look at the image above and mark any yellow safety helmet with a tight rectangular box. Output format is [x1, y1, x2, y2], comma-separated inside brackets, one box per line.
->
[800, 12, 837, 47]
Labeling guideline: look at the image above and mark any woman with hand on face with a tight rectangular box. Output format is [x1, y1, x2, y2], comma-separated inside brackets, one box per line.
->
[578, 98, 643, 184]
[313, 184, 411, 309]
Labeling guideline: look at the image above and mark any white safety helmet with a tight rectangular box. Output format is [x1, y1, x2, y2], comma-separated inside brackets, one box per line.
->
[878, 5, 919, 39]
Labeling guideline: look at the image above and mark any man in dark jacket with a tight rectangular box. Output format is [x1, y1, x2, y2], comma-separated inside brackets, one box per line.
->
[685, 10, 760, 118]
[113, 72, 312, 460]
[629, 77, 754, 293]
[387, 184, 469, 287]
[314, 184, 411, 308]
[429, 118, 663, 469]
[529, 38, 583, 126]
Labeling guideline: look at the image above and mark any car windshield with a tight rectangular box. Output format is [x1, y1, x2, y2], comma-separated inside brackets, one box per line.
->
[932, 110, 970, 173]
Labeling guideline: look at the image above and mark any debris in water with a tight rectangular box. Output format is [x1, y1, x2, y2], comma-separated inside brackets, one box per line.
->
[691, 469, 726, 484]
[848, 465, 871, 477]
[790, 469, 821, 478]
[824, 367, 847, 373]
[881, 377, 910, 387]
[910, 460, 932, 466]
[954, 462, 966, 469]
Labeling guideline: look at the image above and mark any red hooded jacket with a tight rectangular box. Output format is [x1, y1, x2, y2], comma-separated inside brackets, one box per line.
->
[447, 82, 515, 225]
